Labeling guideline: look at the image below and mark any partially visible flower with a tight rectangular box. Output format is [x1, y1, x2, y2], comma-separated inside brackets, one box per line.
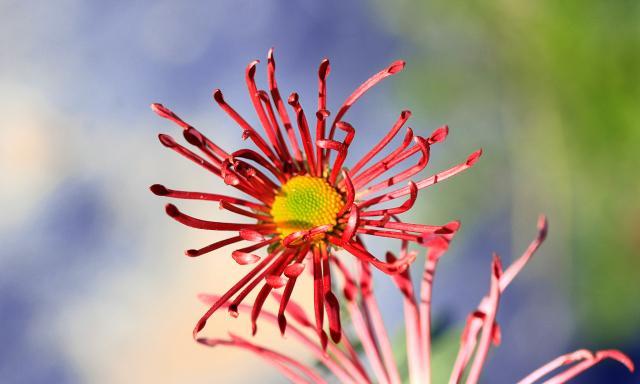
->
[150, 49, 480, 346]
[197, 216, 635, 384]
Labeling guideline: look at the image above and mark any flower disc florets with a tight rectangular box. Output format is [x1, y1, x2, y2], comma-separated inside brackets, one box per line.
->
[271, 176, 344, 238]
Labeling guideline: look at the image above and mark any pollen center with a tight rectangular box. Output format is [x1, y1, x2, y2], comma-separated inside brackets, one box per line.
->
[270, 175, 344, 238]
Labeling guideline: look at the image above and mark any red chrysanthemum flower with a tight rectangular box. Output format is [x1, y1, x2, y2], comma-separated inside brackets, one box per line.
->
[196, 217, 635, 384]
[150, 49, 481, 347]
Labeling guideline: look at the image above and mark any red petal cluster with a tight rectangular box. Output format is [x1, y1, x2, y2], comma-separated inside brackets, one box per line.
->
[151, 49, 481, 346]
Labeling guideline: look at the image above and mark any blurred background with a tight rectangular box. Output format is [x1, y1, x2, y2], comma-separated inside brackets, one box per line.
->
[1, 0, 638, 383]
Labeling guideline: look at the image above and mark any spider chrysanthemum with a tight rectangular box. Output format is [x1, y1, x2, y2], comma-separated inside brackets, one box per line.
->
[150, 49, 482, 346]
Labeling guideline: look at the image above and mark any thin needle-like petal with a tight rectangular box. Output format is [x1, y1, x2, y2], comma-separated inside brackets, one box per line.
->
[465, 256, 503, 384]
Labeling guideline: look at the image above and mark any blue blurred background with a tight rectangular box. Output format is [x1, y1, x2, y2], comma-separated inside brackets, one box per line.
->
[1, 1, 638, 383]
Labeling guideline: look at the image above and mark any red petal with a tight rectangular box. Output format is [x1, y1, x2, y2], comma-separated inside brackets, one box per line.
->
[387, 60, 405, 74]
[284, 263, 305, 278]
[232, 251, 261, 265]
[466, 148, 483, 166]
[240, 229, 266, 241]
[266, 275, 288, 288]
[428, 125, 449, 144]
[492, 323, 502, 346]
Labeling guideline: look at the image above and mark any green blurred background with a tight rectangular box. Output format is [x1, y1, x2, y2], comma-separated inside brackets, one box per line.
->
[371, 0, 639, 381]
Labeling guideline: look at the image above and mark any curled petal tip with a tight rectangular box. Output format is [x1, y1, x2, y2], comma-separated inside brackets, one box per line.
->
[183, 128, 203, 147]
[401, 109, 412, 119]
[446, 220, 461, 232]
[388, 60, 406, 74]
[150, 103, 173, 118]
[239, 229, 266, 242]
[403, 127, 415, 141]
[466, 148, 483, 166]
[149, 184, 168, 196]
[246, 60, 259, 75]
[266, 275, 288, 288]
[429, 125, 449, 144]
[537, 214, 549, 240]
[319, 59, 331, 78]
[193, 319, 206, 339]
[492, 253, 503, 277]
[165, 203, 179, 217]
[492, 323, 502, 346]
[232, 251, 261, 265]
[284, 263, 305, 278]
[195, 337, 213, 346]
[287, 92, 299, 105]
[330, 330, 341, 344]
[158, 133, 177, 148]
[278, 313, 287, 336]
[267, 49, 275, 65]
[319, 331, 329, 351]
[185, 249, 198, 257]
[597, 350, 635, 372]
[212, 89, 224, 102]
[436, 220, 461, 235]
[325, 297, 342, 342]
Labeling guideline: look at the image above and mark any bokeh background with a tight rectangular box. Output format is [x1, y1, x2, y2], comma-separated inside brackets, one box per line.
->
[1, 0, 638, 383]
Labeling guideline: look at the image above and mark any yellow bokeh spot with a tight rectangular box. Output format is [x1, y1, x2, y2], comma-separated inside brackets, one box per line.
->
[270, 176, 344, 238]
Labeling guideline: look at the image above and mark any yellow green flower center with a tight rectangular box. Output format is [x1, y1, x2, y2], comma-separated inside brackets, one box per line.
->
[270, 175, 344, 238]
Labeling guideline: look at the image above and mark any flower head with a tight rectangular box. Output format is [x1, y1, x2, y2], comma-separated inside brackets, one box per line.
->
[150, 49, 481, 347]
